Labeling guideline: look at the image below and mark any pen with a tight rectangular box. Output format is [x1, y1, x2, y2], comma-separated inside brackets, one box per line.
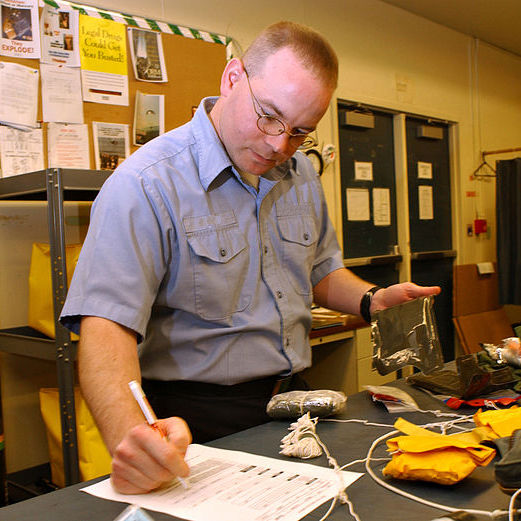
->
[128, 380, 189, 489]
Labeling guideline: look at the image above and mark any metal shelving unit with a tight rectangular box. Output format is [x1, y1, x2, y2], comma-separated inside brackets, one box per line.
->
[0, 168, 111, 486]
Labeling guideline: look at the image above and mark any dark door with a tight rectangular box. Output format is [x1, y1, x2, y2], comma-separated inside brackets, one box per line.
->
[337, 103, 400, 288]
[406, 117, 455, 361]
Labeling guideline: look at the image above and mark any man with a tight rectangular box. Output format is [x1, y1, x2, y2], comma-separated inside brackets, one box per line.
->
[60, 21, 439, 494]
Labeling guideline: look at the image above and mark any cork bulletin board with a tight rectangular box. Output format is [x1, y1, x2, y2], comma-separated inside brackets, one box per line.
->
[0, 8, 227, 169]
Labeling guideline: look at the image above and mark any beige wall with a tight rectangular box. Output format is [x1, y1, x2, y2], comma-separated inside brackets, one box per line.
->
[2, 0, 521, 472]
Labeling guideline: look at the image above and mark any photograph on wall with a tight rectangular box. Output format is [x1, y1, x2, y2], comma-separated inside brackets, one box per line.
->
[40, 4, 80, 66]
[79, 15, 128, 105]
[0, 0, 40, 58]
[133, 91, 164, 146]
[92, 121, 130, 170]
[128, 27, 168, 82]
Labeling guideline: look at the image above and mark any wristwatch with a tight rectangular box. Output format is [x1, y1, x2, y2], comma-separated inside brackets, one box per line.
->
[360, 286, 382, 323]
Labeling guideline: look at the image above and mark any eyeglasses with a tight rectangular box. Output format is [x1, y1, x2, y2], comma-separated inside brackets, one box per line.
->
[243, 67, 316, 150]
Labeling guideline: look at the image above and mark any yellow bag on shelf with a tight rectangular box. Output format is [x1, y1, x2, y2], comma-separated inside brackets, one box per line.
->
[39, 387, 112, 488]
[28, 243, 82, 340]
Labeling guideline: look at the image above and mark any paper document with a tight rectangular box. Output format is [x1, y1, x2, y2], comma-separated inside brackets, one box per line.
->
[372, 187, 391, 226]
[0, 61, 39, 129]
[82, 444, 363, 521]
[418, 185, 433, 220]
[40, 63, 83, 123]
[346, 188, 370, 221]
[47, 122, 90, 169]
[0, 126, 44, 177]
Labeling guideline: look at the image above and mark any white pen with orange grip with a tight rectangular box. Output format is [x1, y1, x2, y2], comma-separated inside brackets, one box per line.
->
[128, 380, 189, 489]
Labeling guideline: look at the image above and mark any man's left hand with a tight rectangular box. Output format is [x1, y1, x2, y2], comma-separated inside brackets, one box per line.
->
[371, 283, 441, 313]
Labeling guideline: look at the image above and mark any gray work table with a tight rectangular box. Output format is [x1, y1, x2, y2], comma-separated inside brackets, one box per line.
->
[0, 382, 513, 520]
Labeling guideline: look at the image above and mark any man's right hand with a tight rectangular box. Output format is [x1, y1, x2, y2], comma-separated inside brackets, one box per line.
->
[110, 416, 192, 494]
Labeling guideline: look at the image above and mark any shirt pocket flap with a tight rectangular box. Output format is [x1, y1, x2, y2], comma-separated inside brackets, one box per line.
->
[278, 215, 317, 246]
[186, 226, 246, 263]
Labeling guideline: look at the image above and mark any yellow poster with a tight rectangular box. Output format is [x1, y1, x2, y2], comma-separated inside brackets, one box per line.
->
[79, 14, 129, 105]
[80, 15, 126, 74]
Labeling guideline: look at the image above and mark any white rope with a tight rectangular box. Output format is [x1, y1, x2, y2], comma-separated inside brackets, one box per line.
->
[508, 488, 521, 521]
[279, 412, 361, 521]
[322, 417, 395, 429]
[280, 413, 323, 459]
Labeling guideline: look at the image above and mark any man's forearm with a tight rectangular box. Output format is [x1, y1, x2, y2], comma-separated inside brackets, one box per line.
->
[313, 269, 441, 318]
[312, 268, 374, 315]
[78, 316, 144, 454]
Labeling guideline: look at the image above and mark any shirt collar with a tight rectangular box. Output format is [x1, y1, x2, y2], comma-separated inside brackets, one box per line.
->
[192, 97, 295, 191]
[192, 97, 233, 191]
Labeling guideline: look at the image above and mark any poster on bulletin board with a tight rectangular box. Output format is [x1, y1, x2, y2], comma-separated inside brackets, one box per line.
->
[0, 0, 41, 59]
[79, 15, 128, 105]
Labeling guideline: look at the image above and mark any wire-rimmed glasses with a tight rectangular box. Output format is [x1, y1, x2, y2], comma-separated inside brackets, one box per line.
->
[243, 67, 316, 150]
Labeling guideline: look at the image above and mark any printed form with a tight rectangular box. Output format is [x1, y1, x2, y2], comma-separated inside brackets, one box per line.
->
[83, 444, 363, 521]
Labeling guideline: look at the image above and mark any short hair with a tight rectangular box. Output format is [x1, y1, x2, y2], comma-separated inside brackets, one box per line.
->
[242, 21, 338, 90]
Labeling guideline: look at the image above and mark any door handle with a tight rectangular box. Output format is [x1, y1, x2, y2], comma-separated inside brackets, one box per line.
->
[344, 254, 402, 267]
[411, 250, 457, 261]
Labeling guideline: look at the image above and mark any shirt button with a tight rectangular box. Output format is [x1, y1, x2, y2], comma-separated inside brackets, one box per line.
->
[264, 246, 268, 254]
[303, 233, 309, 241]
[276, 290, 283, 299]
[220, 248, 227, 257]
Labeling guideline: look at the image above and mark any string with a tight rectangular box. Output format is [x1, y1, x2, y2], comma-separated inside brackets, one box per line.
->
[509, 488, 521, 521]
[279, 412, 361, 521]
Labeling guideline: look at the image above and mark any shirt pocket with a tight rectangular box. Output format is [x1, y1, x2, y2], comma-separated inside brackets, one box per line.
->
[277, 207, 318, 297]
[184, 213, 250, 322]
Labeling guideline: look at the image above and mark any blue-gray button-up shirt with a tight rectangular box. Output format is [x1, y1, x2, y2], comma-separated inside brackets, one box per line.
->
[60, 97, 344, 384]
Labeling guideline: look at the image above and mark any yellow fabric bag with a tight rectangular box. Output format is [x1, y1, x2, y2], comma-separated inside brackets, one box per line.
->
[474, 406, 521, 438]
[28, 243, 82, 340]
[39, 387, 112, 488]
[383, 418, 496, 485]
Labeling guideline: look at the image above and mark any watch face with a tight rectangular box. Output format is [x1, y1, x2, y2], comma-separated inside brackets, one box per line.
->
[305, 148, 324, 176]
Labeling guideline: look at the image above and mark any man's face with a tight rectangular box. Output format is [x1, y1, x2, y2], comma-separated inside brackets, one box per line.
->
[215, 48, 333, 176]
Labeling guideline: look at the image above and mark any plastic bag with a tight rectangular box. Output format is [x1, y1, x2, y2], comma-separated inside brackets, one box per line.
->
[266, 390, 346, 419]
[371, 296, 444, 375]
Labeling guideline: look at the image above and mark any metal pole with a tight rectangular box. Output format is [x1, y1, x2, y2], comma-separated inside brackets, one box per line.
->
[46, 169, 80, 485]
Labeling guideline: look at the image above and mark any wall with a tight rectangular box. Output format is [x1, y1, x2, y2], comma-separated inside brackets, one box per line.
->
[2, 0, 521, 473]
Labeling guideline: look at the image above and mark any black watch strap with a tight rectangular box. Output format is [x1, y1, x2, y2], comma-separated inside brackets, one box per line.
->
[360, 286, 382, 324]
